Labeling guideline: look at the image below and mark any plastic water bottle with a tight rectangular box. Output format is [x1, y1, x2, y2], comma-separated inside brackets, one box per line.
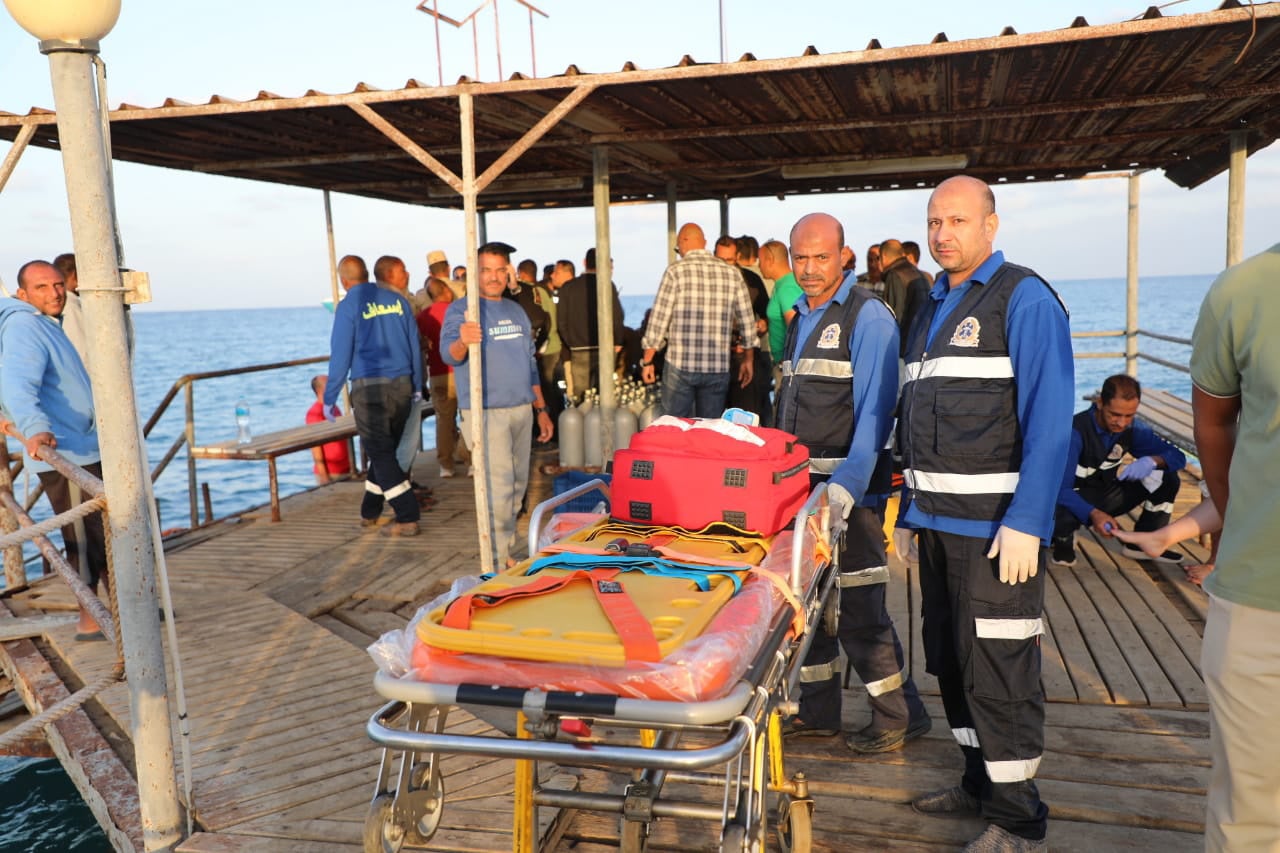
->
[235, 397, 251, 444]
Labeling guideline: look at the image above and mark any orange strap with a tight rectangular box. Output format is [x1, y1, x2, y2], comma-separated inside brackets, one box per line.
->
[442, 569, 662, 663]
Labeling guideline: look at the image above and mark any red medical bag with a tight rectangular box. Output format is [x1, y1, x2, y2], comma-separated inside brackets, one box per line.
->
[610, 419, 811, 535]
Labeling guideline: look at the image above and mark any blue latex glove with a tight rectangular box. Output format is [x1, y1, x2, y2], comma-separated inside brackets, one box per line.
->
[322, 405, 338, 422]
[1118, 456, 1157, 482]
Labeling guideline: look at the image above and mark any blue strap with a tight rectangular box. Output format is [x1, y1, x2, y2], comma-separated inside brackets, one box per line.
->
[523, 554, 744, 593]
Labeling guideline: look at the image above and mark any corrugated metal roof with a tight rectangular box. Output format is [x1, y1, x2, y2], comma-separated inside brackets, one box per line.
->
[2, 2, 1277, 210]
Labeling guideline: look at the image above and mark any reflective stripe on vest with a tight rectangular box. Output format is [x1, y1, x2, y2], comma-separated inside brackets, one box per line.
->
[808, 457, 846, 475]
[903, 469, 1020, 495]
[793, 358, 854, 379]
[902, 354, 1014, 382]
[952, 727, 980, 748]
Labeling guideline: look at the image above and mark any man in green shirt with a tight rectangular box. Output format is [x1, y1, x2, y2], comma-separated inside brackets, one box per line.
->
[1190, 242, 1280, 852]
[762, 239, 803, 364]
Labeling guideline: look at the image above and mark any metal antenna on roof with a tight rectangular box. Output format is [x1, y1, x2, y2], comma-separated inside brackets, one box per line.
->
[416, 0, 550, 85]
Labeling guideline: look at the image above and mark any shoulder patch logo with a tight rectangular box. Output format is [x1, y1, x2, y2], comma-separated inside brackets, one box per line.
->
[1106, 444, 1126, 461]
[816, 322, 842, 350]
[949, 316, 981, 348]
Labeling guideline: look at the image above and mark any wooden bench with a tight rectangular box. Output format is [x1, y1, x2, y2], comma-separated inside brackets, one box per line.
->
[189, 400, 436, 522]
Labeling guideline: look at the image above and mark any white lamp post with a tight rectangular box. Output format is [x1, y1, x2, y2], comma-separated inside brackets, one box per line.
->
[2, 2, 183, 850]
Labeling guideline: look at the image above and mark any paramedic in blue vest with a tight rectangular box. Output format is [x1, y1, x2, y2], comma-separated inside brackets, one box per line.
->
[324, 254, 423, 536]
[1051, 373, 1186, 567]
[774, 213, 932, 753]
[442, 241, 555, 568]
[897, 176, 1073, 853]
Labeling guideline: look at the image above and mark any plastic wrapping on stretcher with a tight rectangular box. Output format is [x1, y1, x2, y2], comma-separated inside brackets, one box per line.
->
[368, 528, 824, 703]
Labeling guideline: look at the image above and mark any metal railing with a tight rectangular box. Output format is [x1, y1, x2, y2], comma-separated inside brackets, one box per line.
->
[1070, 328, 1192, 375]
[141, 355, 330, 529]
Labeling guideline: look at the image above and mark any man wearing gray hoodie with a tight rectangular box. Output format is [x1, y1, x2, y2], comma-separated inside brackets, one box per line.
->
[0, 260, 107, 640]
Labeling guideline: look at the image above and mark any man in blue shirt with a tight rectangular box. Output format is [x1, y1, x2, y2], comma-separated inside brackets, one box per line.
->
[442, 242, 554, 567]
[898, 176, 1073, 852]
[774, 213, 930, 754]
[1052, 374, 1186, 567]
[324, 254, 423, 536]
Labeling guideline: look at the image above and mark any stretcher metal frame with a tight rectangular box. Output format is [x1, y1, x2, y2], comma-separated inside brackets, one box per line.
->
[365, 479, 838, 853]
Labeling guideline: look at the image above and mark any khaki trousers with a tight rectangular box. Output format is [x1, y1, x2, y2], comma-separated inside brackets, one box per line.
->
[430, 372, 471, 472]
[1202, 594, 1280, 852]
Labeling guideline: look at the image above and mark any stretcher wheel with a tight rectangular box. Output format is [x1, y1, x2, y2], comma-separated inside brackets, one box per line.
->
[775, 794, 813, 853]
[620, 818, 649, 852]
[364, 794, 406, 853]
[404, 765, 445, 845]
[821, 593, 839, 636]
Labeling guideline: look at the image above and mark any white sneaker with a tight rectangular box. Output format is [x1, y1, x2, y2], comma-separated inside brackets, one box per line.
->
[466, 465, 475, 477]
[440, 468, 455, 478]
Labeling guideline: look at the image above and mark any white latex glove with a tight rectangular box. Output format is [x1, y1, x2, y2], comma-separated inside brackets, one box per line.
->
[1117, 456, 1157, 482]
[892, 527, 918, 563]
[986, 525, 1041, 585]
[827, 482, 854, 538]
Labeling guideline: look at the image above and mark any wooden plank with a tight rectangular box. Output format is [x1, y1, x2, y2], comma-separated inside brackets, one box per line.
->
[0, 613, 78, 640]
[1043, 567, 1112, 703]
[313, 613, 375, 647]
[176, 831, 355, 852]
[1054, 560, 1147, 704]
[1072, 548, 1183, 707]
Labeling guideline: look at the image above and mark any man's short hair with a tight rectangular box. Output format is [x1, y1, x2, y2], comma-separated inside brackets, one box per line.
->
[373, 255, 403, 283]
[902, 240, 922, 262]
[714, 235, 737, 252]
[478, 241, 515, 261]
[426, 277, 450, 300]
[1100, 374, 1142, 404]
[556, 259, 576, 277]
[760, 240, 788, 268]
[16, 259, 55, 289]
[584, 248, 596, 270]
[310, 375, 325, 394]
[52, 253, 77, 278]
[338, 254, 368, 284]
[736, 235, 759, 262]
[517, 259, 537, 280]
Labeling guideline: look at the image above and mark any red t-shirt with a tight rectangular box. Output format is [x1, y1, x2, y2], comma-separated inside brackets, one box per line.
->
[417, 301, 453, 378]
[305, 401, 352, 475]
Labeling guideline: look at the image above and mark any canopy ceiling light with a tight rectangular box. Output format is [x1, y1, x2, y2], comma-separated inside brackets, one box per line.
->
[781, 154, 970, 179]
[3, 0, 120, 46]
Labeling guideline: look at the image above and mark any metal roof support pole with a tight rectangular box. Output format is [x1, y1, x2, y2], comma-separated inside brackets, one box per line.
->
[323, 190, 339, 308]
[666, 180, 677, 263]
[43, 45, 181, 850]
[460, 91, 494, 575]
[593, 145, 616, 460]
[719, 197, 729, 238]
[1125, 171, 1140, 378]
[478, 209, 488, 245]
[0, 123, 35, 194]
[1225, 130, 1246, 268]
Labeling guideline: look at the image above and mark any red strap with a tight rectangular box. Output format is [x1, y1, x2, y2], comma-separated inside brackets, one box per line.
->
[588, 575, 661, 662]
[441, 569, 662, 662]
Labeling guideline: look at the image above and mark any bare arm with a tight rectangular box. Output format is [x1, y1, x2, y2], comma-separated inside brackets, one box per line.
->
[1192, 385, 1240, 521]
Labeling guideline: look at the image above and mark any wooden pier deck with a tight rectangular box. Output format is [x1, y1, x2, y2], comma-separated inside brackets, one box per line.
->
[0, 457, 1214, 852]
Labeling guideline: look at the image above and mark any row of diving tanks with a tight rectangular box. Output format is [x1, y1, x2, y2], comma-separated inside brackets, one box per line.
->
[558, 378, 660, 467]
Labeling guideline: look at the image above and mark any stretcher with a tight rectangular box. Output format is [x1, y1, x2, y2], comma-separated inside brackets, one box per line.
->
[364, 476, 840, 853]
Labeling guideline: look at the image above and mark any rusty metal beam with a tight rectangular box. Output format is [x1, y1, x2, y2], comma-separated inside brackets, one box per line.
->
[0, 4, 1271, 129]
[0, 124, 35, 194]
[348, 102, 462, 193]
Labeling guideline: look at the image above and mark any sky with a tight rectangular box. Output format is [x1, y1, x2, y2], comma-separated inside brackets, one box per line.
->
[1, 0, 1277, 311]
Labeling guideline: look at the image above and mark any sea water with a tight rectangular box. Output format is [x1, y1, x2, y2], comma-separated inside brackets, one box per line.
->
[0, 273, 1210, 849]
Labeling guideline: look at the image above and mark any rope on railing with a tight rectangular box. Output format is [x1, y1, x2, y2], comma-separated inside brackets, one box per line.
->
[0, 663, 124, 752]
[0, 495, 106, 549]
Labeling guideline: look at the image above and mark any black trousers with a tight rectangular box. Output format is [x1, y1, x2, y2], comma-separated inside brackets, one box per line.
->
[351, 376, 420, 524]
[797, 501, 926, 733]
[38, 462, 109, 591]
[918, 528, 1049, 841]
[1053, 468, 1181, 542]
